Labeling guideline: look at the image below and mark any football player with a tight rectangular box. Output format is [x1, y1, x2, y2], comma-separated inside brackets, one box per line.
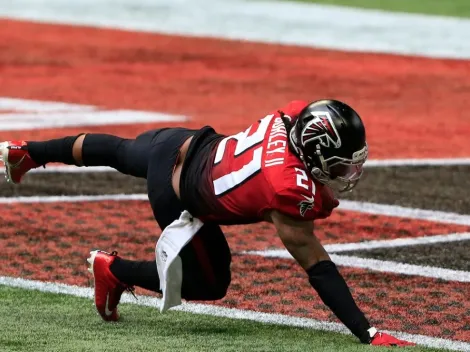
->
[1, 99, 414, 346]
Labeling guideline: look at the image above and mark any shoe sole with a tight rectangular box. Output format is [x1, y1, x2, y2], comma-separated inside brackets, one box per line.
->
[0, 142, 13, 183]
[86, 250, 100, 276]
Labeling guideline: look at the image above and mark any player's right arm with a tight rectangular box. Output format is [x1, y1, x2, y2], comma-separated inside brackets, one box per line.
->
[270, 210, 329, 269]
[270, 210, 415, 346]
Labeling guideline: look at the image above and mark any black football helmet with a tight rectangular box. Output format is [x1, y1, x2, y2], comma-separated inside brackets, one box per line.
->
[288, 99, 368, 192]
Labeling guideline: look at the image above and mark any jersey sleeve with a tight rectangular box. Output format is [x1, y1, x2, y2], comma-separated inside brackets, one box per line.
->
[272, 100, 308, 120]
[262, 140, 325, 221]
[270, 185, 323, 221]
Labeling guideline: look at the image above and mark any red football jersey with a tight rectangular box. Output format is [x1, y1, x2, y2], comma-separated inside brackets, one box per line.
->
[202, 100, 327, 224]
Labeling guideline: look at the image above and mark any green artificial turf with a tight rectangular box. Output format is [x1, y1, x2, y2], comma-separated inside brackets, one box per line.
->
[0, 285, 449, 352]
[290, 0, 470, 18]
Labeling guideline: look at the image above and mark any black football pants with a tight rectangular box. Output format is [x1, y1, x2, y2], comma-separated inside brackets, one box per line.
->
[82, 129, 232, 300]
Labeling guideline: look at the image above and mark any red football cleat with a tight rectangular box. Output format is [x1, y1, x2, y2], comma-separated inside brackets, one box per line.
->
[369, 328, 416, 347]
[87, 250, 134, 322]
[0, 141, 40, 184]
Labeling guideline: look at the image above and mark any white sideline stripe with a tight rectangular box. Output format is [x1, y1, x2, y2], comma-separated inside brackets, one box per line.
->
[333, 255, 470, 283]
[1, 157, 470, 175]
[16, 166, 115, 173]
[339, 200, 470, 226]
[323, 232, 470, 253]
[0, 110, 187, 131]
[2, 194, 470, 227]
[1, 0, 470, 59]
[249, 250, 470, 283]
[330, 255, 470, 283]
[0, 194, 148, 204]
[364, 158, 470, 167]
[244, 232, 470, 254]
[1, 276, 469, 351]
[0, 97, 187, 131]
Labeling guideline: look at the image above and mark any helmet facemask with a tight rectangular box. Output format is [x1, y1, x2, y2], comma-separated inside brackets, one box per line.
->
[289, 110, 368, 193]
[309, 143, 368, 193]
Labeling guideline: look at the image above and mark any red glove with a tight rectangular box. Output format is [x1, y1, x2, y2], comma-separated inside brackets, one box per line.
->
[370, 331, 416, 347]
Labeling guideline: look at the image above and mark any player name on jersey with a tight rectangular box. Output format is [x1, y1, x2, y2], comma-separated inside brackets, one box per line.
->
[265, 117, 287, 168]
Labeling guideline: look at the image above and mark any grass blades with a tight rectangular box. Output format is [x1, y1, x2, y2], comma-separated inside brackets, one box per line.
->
[0, 285, 447, 352]
[291, 0, 470, 18]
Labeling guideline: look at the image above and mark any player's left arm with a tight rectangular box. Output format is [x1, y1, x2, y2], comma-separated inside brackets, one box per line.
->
[270, 210, 415, 346]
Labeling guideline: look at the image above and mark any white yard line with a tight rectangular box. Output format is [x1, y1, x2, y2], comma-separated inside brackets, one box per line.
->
[324, 232, 470, 252]
[331, 255, 470, 282]
[2, 193, 470, 227]
[0, 194, 148, 204]
[1, 276, 469, 351]
[0, 97, 187, 131]
[249, 250, 470, 283]
[4, 192, 470, 280]
[245, 232, 470, 254]
[339, 200, 470, 226]
[364, 158, 470, 167]
[11, 166, 115, 173]
[0, 0, 470, 59]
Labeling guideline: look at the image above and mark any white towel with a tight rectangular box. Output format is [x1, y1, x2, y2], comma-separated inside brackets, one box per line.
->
[155, 210, 203, 313]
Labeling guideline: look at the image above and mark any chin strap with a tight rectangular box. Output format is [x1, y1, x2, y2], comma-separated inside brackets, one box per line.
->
[286, 120, 303, 157]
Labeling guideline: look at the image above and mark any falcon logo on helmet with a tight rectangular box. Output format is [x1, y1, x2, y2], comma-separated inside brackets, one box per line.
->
[288, 99, 368, 193]
[301, 112, 341, 149]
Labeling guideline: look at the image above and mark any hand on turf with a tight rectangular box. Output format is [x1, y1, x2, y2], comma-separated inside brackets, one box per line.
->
[370, 332, 416, 347]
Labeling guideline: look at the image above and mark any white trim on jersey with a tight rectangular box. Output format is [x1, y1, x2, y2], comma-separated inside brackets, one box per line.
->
[213, 147, 263, 196]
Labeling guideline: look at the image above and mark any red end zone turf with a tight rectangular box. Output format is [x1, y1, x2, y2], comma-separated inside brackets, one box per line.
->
[1, 20, 470, 158]
[1, 200, 469, 341]
[223, 256, 470, 342]
[1, 201, 468, 259]
[1, 18, 470, 346]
